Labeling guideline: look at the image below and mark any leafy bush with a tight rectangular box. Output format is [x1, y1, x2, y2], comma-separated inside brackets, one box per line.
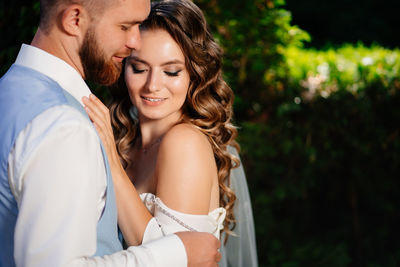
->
[238, 45, 400, 266]
[283, 45, 400, 102]
[196, 0, 310, 121]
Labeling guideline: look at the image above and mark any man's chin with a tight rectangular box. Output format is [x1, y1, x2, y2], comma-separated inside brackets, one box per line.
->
[114, 61, 123, 71]
[92, 65, 121, 86]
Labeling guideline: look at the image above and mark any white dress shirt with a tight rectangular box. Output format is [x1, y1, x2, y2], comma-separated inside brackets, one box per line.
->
[7, 44, 187, 267]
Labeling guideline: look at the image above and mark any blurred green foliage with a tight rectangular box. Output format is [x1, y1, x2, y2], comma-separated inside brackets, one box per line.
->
[240, 83, 400, 266]
[284, 45, 400, 101]
[1, 0, 399, 266]
[234, 23, 400, 267]
[194, 1, 400, 266]
[195, 0, 310, 122]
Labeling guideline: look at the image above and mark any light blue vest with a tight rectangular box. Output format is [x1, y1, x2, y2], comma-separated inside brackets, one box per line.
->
[0, 64, 122, 266]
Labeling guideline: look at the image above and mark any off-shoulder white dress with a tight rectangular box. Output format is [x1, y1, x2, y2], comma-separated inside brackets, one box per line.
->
[140, 193, 226, 243]
[138, 146, 258, 267]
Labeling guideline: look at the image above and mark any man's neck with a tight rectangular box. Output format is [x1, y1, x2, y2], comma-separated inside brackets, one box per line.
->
[31, 28, 85, 78]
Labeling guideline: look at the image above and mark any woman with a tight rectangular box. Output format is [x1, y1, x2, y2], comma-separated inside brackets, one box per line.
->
[83, 0, 257, 265]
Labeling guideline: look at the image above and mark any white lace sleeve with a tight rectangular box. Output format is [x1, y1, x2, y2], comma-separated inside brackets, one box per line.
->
[140, 193, 226, 244]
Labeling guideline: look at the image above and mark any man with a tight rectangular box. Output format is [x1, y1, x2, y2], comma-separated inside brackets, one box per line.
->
[0, 0, 221, 266]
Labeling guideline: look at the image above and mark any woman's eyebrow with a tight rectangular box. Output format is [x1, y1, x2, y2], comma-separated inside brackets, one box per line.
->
[127, 56, 149, 65]
[160, 60, 185, 66]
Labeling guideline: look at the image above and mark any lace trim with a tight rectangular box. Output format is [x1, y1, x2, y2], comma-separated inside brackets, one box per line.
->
[152, 197, 199, 232]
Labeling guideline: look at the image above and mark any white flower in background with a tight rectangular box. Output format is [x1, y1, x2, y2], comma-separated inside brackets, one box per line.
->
[337, 61, 345, 72]
[320, 90, 329, 98]
[385, 53, 397, 65]
[317, 62, 330, 80]
[300, 74, 326, 92]
[300, 74, 327, 101]
[294, 97, 301, 104]
[347, 84, 359, 94]
[289, 29, 297, 36]
[361, 56, 374, 66]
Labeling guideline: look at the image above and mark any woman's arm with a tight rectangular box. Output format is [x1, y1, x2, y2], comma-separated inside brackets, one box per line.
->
[82, 95, 219, 244]
[82, 94, 151, 246]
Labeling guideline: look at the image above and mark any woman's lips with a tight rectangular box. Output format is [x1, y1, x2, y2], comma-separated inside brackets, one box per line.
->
[141, 96, 166, 105]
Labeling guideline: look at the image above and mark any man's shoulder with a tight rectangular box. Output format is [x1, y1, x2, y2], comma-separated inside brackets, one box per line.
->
[0, 64, 68, 116]
[2, 64, 57, 84]
[0, 64, 81, 127]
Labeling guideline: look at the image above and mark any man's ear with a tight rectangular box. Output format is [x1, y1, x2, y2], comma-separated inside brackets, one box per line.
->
[61, 4, 89, 37]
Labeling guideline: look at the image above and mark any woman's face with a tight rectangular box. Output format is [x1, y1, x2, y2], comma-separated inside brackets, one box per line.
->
[124, 29, 190, 123]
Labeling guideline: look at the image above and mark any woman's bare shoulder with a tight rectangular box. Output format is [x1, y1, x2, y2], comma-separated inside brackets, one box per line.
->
[155, 123, 217, 214]
[161, 123, 211, 152]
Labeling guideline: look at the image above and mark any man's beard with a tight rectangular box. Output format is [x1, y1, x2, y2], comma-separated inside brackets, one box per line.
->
[79, 28, 122, 86]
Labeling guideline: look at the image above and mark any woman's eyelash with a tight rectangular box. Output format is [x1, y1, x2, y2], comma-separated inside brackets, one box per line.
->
[165, 70, 182, 76]
[131, 65, 182, 76]
[132, 65, 146, 73]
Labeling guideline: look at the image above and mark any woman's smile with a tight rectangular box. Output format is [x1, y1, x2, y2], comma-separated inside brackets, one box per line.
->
[141, 96, 167, 106]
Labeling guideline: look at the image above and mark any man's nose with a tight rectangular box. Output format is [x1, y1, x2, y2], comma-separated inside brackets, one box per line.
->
[126, 25, 141, 50]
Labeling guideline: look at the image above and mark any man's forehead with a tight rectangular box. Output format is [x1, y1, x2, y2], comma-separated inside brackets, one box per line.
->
[105, 0, 150, 19]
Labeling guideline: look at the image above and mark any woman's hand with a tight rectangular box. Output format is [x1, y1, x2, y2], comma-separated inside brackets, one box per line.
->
[82, 94, 121, 169]
[82, 94, 152, 246]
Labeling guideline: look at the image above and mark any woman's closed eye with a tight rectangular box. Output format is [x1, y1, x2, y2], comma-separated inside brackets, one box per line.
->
[131, 64, 147, 74]
[164, 70, 182, 77]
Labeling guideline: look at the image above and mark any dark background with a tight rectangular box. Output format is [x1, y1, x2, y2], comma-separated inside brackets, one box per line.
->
[285, 0, 400, 48]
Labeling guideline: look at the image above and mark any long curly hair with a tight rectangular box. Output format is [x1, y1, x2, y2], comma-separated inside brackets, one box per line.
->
[109, 0, 239, 238]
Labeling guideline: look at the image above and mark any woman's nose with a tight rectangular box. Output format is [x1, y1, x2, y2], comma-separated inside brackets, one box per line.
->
[146, 71, 161, 92]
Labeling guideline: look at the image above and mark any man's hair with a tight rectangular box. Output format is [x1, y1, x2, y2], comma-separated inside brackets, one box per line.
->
[39, 0, 115, 32]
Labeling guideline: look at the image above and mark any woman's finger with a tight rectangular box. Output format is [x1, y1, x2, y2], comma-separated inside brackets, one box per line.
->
[84, 103, 115, 142]
[87, 94, 111, 125]
[84, 104, 104, 127]
[82, 96, 108, 123]
[85, 109, 114, 148]
[83, 99, 113, 137]
[81, 96, 121, 170]
[89, 94, 110, 117]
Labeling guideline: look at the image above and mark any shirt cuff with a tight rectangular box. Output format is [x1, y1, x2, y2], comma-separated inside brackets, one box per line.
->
[142, 217, 163, 243]
[142, 234, 187, 267]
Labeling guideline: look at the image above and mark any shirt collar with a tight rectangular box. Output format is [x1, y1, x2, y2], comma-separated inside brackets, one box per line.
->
[15, 44, 91, 106]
